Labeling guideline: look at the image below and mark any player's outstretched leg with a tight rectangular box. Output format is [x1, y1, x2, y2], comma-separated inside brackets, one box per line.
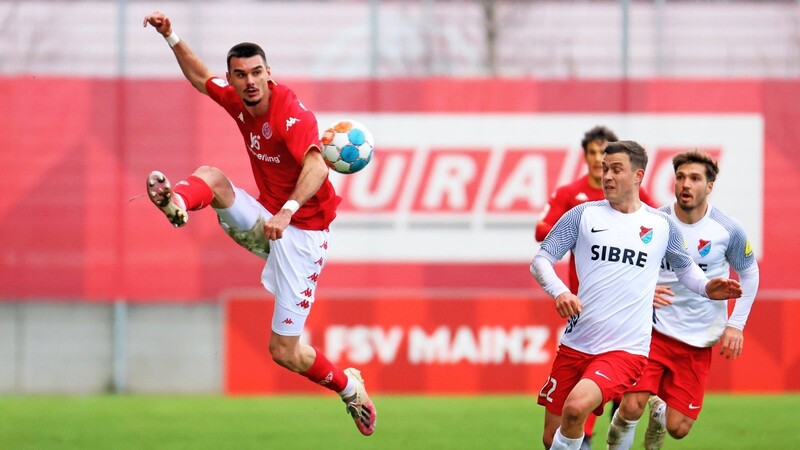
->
[146, 171, 188, 227]
[644, 395, 667, 450]
[342, 368, 377, 436]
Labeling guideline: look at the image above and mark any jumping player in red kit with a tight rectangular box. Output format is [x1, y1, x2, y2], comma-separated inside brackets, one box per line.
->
[143, 10, 376, 436]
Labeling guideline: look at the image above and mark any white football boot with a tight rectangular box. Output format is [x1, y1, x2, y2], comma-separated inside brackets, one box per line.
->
[342, 368, 377, 436]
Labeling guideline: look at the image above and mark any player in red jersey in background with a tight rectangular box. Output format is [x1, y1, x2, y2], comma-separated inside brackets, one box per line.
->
[143, 11, 376, 436]
[535, 126, 656, 450]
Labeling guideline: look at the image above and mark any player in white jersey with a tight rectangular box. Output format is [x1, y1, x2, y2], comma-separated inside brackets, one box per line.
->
[530, 142, 742, 450]
[606, 150, 759, 450]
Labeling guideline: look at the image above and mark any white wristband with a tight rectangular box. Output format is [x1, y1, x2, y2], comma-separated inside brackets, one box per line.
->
[282, 200, 300, 215]
[165, 32, 180, 48]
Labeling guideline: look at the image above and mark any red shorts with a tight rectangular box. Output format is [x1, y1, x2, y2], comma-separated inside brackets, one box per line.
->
[537, 345, 647, 416]
[627, 330, 711, 420]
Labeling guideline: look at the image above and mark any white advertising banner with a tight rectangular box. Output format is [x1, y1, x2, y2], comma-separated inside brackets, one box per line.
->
[318, 114, 763, 262]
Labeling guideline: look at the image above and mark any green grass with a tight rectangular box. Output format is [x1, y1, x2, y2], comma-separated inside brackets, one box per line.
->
[0, 394, 798, 449]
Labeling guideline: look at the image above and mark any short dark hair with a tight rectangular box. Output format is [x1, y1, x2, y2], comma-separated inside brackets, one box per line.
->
[581, 126, 618, 154]
[604, 140, 648, 171]
[226, 42, 267, 70]
[672, 150, 719, 182]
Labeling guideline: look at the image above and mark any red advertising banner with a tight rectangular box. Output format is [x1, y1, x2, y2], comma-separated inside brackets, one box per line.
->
[225, 294, 800, 395]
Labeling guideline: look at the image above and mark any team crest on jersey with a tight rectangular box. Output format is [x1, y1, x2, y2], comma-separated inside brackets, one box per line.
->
[639, 226, 653, 244]
[262, 122, 273, 140]
[698, 239, 712, 257]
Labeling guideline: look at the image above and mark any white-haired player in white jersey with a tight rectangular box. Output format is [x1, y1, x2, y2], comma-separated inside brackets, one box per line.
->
[530, 141, 742, 450]
[606, 150, 759, 450]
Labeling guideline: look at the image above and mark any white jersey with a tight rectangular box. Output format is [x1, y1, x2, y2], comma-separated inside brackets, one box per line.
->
[655, 204, 757, 347]
[540, 200, 694, 356]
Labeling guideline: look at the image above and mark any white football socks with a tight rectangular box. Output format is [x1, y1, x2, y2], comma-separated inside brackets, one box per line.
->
[607, 409, 639, 450]
[550, 427, 583, 450]
[338, 376, 357, 399]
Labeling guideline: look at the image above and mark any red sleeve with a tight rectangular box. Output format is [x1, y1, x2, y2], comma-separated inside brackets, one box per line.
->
[204, 77, 240, 117]
[639, 188, 659, 208]
[535, 187, 570, 242]
[276, 93, 322, 164]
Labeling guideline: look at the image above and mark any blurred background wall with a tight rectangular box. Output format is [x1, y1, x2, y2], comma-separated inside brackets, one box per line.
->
[1, 0, 799, 394]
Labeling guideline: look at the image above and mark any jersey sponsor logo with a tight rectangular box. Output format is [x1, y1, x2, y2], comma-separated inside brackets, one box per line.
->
[249, 132, 261, 151]
[286, 117, 299, 131]
[262, 122, 273, 139]
[247, 132, 282, 163]
[591, 245, 648, 268]
[211, 78, 228, 88]
[639, 226, 653, 244]
[590, 227, 608, 233]
[698, 239, 711, 257]
[252, 154, 280, 163]
[744, 240, 753, 257]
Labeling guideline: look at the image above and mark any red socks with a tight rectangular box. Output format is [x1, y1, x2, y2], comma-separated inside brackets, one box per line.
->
[300, 347, 348, 392]
[173, 175, 214, 210]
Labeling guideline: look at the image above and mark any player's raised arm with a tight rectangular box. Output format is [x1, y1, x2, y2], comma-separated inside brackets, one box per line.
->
[143, 10, 213, 94]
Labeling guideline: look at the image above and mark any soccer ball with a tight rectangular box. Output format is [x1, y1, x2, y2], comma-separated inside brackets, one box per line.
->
[320, 120, 374, 174]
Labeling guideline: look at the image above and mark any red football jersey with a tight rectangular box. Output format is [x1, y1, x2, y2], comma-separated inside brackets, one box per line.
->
[206, 77, 340, 230]
[535, 174, 657, 291]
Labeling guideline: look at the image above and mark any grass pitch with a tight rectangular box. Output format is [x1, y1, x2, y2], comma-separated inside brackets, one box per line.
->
[0, 394, 797, 449]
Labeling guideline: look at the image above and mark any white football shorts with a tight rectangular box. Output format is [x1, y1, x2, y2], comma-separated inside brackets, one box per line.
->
[215, 185, 329, 337]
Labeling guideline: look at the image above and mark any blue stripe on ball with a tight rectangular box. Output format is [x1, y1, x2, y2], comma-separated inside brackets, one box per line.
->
[348, 129, 366, 146]
[341, 145, 360, 163]
[349, 158, 368, 172]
